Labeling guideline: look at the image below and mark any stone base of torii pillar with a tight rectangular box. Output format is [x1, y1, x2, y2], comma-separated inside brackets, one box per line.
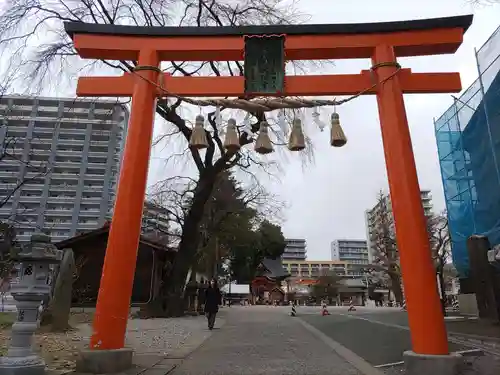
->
[403, 351, 463, 375]
[76, 348, 133, 374]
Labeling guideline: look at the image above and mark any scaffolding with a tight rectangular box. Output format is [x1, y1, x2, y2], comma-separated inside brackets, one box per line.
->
[435, 25, 500, 278]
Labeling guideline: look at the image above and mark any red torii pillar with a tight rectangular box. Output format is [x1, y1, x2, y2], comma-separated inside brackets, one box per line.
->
[65, 15, 472, 357]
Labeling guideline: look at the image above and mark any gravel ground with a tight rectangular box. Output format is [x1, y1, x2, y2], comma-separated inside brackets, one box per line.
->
[1, 312, 92, 374]
[381, 363, 405, 375]
[1, 312, 216, 374]
[381, 355, 500, 375]
[77, 314, 217, 358]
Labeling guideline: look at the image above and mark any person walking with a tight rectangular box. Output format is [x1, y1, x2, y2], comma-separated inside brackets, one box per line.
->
[204, 278, 222, 330]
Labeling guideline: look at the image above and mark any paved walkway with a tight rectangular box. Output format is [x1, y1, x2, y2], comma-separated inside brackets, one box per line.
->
[170, 306, 371, 375]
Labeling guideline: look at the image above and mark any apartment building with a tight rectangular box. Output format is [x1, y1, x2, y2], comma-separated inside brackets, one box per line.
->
[331, 239, 369, 264]
[282, 238, 307, 261]
[0, 95, 128, 242]
[282, 260, 365, 279]
[365, 190, 433, 258]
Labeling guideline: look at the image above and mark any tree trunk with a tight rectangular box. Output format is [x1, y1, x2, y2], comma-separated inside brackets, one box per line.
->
[389, 272, 404, 304]
[438, 271, 447, 316]
[437, 263, 447, 316]
[162, 172, 218, 317]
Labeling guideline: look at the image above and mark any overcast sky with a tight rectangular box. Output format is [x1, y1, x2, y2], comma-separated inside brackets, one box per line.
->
[147, 1, 500, 261]
[3, 0, 498, 260]
[266, 0, 500, 260]
[172, 0, 497, 262]
[52, 0, 500, 260]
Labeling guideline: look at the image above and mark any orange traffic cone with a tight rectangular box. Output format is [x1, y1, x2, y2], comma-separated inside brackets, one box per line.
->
[321, 301, 330, 316]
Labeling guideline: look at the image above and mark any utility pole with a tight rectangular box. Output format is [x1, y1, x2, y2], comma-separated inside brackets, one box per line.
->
[213, 236, 219, 280]
[228, 260, 232, 307]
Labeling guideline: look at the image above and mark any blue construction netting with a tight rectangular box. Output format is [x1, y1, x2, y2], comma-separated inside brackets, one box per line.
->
[435, 25, 500, 278]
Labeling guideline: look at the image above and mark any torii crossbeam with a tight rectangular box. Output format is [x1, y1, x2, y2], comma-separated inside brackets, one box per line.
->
[65, 14, 473, 360]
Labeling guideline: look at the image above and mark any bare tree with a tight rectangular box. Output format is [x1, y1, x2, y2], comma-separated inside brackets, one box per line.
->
[310, 268, 341, 303]
[369, 191, 454, 306]
[428, 212, 452, 306]
[146, 176, 196, 245]
[0, 97, 130, 245]
[142, 199, 178, 246]
[0, 222, 19, 284]
[0, 106, 51, 283]
[468, 0, 500, 4]
[0, 126, 49, 210]
[0, 0, 314, 315]
[369, 190, 404, 304]
[4, 0, 319, 314]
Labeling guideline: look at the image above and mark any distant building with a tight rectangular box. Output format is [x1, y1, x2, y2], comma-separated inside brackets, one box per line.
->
[281, 260, 364, 279]
[142, 200, 171, 243]
[0, 95, 128, 243]
[365, 190, 433, 260]
[282, 238, 307, 261]
[331, 239, 369, 264]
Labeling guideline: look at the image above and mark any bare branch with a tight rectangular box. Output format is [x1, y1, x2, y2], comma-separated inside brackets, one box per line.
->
[0, 0, 318, 312]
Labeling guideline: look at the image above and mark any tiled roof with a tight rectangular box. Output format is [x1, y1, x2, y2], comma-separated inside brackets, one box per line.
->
[260, 257, 290, 279]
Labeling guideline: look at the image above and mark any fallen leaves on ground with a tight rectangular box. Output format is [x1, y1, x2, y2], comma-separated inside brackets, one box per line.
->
[0, 312, 93, 374]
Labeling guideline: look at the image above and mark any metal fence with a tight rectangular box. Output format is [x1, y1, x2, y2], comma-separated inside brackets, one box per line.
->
[434, 25, 500, 278]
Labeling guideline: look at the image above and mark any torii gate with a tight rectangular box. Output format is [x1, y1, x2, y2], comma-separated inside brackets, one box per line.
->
[65, 14, 472, 359]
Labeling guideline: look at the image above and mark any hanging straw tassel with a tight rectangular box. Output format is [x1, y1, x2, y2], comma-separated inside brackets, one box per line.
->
[224, 118, 241, 152]
[189, 115, 209, 149]
[254, 121, 274, 154]
[288, 118, 306, 151]
[330, 112, 347, 147]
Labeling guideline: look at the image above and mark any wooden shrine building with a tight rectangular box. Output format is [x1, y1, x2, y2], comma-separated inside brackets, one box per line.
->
[251, 257, 290, 304]
[55, 223, 176, 306]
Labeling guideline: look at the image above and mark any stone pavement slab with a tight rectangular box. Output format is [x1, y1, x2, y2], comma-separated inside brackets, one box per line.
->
[170, 306, 366, 375]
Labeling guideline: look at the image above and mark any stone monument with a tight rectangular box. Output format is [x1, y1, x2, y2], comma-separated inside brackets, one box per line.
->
[0, 233, 61, 375]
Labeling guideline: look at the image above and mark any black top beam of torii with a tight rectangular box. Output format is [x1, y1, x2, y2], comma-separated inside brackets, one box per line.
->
[64, 14, 473, 38]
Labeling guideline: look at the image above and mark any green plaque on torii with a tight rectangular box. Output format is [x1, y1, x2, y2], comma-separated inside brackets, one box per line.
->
[244, 35, 285, 95]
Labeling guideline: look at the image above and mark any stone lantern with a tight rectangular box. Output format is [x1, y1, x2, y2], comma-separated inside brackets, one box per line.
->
[0, 233, 62, 375]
